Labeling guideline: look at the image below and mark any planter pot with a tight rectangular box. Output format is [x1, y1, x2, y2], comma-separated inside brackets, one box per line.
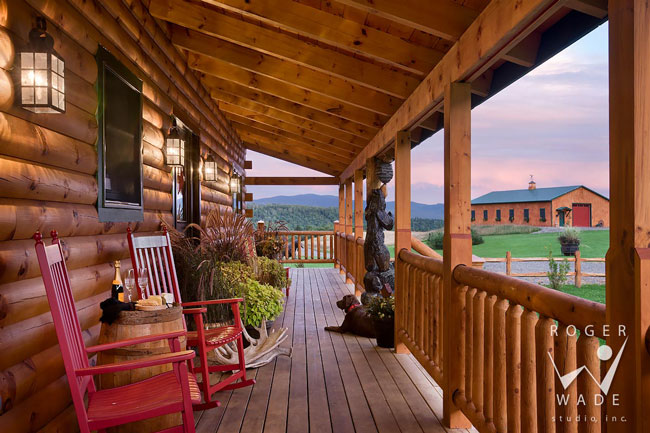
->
[373, 318, 395, 348]
[561, 242, 580, 256]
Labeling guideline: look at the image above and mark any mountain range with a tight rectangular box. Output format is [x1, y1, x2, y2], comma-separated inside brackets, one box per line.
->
[252, 194, 444, 220]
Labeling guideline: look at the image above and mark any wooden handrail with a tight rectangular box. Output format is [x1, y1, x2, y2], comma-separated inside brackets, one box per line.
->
[411, 236, 443, 260]
[453, 264, 606, 336]
[281, 230, 335, 235]
[399, 249, 443, 276]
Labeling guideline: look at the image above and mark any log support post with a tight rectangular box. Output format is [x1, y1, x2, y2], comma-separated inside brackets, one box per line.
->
[354, 169, 364, 297]
[394, 130, 411, 354]
[337, 183, 345, 271]
[607, 1, 650, 431]
[442, 82, 472, 429]
[345, 178, 353, 283]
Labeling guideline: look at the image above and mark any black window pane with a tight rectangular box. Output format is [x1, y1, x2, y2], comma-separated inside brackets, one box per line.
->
[104, 67, 141, 207]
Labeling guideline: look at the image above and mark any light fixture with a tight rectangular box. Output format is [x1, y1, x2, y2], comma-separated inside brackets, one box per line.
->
[203, 155, 217, 182]
[20, 17, 65, 113]
[165, 118, 184, 167]
[230, 175, 241, 194]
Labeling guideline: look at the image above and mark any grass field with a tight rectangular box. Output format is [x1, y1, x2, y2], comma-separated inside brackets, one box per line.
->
[560, 284, 605, 304]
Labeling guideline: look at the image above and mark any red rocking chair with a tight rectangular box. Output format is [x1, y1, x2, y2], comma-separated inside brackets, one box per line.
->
[33, 231, 200, 433]
[127, 227, 255, 410]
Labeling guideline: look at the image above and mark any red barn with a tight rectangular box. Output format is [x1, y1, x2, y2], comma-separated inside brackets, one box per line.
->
[470, 181, 609, 227]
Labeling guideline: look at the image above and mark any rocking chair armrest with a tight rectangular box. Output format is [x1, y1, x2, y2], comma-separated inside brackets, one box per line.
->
[85, 330, 186, 353]
[182, 298, 244, 307]
[182, 307, 207, 315]
[75, 350, 195, 376]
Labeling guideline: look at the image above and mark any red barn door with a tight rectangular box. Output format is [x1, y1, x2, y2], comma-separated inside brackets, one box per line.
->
[572, 203, 591, 227]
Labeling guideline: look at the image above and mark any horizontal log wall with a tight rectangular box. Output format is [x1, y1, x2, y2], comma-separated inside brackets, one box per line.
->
[0, 0, 243, 431]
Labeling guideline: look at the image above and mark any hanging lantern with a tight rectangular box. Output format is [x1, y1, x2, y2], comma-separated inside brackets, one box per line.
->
[165, 119, 184, 167]
[204, 155, 217, 182]
[230, 176, 241, 194]
[20, 17, 65, 113]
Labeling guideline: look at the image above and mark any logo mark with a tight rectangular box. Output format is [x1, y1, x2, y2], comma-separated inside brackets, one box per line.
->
[548, 338, 627, 395]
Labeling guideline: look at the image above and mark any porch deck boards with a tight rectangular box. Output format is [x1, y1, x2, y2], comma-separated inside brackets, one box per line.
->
[194, 268, 468, 433]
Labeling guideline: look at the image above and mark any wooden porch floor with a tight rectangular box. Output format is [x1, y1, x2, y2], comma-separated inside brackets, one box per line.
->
[193, 267, 472, 433]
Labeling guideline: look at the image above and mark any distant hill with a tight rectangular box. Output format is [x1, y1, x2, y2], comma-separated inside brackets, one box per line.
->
[252, 194, 444, 220]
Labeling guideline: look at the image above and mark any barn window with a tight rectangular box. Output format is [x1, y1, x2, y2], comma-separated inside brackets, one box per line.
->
[471, 210, 475, 221]
[496, 209, 501, 221]
[509, 209, 515, 222]
[540, 208, 546, 221]
[523, 209, 530, 222]
[483, 210, 488, 221]
[96, 46, 143, 222]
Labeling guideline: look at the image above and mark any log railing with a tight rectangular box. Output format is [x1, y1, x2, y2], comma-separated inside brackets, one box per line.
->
[278, 231, 335, 264]
[334, 229, 365, 296]
[451, 265, 606, 433]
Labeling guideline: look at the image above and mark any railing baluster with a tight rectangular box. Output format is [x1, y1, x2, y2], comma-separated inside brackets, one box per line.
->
[554, 325, 578, 433]
[484, 294, 496, 423]
[465, 287, 477, 404]
[536, 317, 556, 433]
[577, 335, 601, 433]
[473, 291, 486, 413]
[493, 298, 509, 433]
[507, 304, 522, 433]
[522, 308, 539, 433]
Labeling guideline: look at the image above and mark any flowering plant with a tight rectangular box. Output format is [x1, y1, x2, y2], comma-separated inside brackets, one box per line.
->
[366, 295, 394, 321]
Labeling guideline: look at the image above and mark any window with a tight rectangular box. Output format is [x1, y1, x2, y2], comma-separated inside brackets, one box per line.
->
[471, 210, 475, 221]
[496, 209, 501, 221]
[172, 126, 200, 230]
[524, 208, 530, 222]
[509, 209, 515, 222]
[540, 208, 546, 221]
[483, 210, 488, 221]
[96, 46, 143, 222]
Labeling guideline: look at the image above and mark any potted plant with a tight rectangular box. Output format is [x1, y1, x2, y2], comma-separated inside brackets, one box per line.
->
[558, 228, 581, 256]
[242, 279, 285, 330]
[366, 295, 395, 348]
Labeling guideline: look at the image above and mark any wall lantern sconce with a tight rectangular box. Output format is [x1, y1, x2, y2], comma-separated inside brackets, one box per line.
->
[165, 118, 184, 167]
[204, 155, 217, 182]
[230, 175, 241, 194]
[20, 17, 65, 113]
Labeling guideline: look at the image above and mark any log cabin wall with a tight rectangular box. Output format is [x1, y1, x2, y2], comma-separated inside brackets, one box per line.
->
[0, 0, 244, 431]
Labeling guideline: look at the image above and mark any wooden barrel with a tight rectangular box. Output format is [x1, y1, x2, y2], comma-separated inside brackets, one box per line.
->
[97, 306, 186, 433]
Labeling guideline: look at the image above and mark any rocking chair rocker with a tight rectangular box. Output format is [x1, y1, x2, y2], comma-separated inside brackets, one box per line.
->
[34, 231, 200, 433]
[127, 227, 255, 410]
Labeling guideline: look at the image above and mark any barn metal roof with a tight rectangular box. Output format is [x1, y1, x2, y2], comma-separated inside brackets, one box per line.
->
[471, 185, 609, 205]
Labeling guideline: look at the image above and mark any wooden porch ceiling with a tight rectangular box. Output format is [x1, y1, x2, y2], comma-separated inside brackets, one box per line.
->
[148, 0, 607, 176]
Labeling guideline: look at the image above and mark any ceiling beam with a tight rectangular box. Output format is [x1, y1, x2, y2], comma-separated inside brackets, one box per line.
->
[199, 0, 444, 76]
[150, 0, 420, 98]
[246, 176, 340, 186]
[243, 141, 343, 176]
[231, 121, 357, 162]
[339, 0, 568, 181]
[225, 111, 362, 153]
[178, 33, 400, 116]
[214, 95, 370, 145]
[236, 128, 351, 167]
[503, 32, 542, 68]
[196, 66, 386, 130]
[334, 0, 479, 41]
[204, 76, 374, 143]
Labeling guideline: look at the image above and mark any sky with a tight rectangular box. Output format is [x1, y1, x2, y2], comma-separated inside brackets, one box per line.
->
[246, 23, 609, 205]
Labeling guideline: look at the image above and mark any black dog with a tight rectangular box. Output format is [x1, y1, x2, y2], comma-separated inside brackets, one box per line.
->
[325, 295, 376, 338]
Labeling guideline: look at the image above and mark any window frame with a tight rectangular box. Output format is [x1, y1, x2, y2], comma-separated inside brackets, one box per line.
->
[540, 207, 546, 221]
[523, 208, 530, 222]
[96, 45, 144, 223]
[471, 210, 475, 222]
[496, 209, 501, 221]
[483, 209, 488, 221]
[509, 209, 515, 222]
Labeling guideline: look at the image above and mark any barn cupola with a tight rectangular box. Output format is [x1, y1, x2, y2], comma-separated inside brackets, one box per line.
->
[528, 175, 537, 190]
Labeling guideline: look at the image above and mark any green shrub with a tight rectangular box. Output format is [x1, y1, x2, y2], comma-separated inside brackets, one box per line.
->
[426, 228, 483, 249]
[242, 279, 285, 328]
[471, 229, 484, 245]
[558, 228, 581, 244]
[366, 295, 394, 320]
[256, 257, 289, 290]
[547, 252, 570, 290]
[204, 261, 254, 324]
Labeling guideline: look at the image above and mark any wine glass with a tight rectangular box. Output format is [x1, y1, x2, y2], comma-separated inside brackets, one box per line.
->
[124, 269, 136, 302]
[137, 268, 149, 298]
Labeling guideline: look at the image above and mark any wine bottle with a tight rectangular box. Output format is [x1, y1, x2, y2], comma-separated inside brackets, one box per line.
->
[111, 260, 124, 302]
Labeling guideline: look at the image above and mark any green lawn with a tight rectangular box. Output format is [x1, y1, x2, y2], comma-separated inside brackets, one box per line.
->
[560, 284, 605, 304]
[430, 230, 609, 258]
